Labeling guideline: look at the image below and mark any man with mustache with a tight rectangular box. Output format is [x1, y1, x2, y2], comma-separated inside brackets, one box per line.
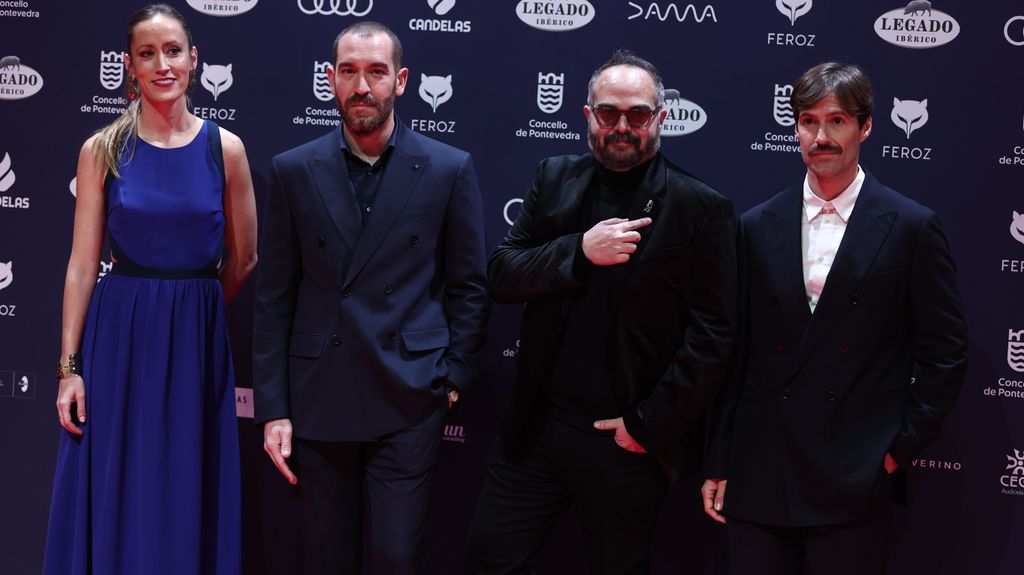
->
[469, 50, 737, 574]
[701, 63, 968, 574]
[253, 21, 489, 575]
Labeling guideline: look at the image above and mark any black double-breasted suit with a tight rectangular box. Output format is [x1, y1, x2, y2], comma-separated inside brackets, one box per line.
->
[707, 172, 968, 527]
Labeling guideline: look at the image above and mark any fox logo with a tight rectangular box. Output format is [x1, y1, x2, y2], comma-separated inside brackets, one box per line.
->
[0, 261, 12, 291]
[200, 63, 233, 101]
[776, 0, 812, 26]
[418, 74, 452, 113]
[890, 98, 928, 139]
[1012, 211, 1024, 246]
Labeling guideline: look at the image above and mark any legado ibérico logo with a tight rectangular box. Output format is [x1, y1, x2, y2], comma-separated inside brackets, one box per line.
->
[874, 1, 960, 48]
[0, 55, 42, 100]
[661, 89, 707, 137]
[516, 0, 595, 31]
[187, 0, 259, 16]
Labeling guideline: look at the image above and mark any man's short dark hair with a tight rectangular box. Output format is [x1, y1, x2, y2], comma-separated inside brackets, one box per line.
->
[331, 21, 403, 70]
[790, 62, 873, 127]
[587, 49, 665, 108]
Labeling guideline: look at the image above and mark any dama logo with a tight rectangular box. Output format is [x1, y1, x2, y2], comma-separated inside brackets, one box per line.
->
[536, 73, 564, 114]
[890, 98, 928, 139]
[776, 0, 811, 26]
[1009, 330, 1024, 373]
[200, 63, 233, 101]
[773, 84, 794, 127]
[627, 2, 718, 22]
[0, 261, 13, 292]
[1012, 212, 1024, 246]
[0, 153, 15, 193]
[312, 61, 333, 102]
[99, 50, 125, 91]
[418, 74, 452, 113]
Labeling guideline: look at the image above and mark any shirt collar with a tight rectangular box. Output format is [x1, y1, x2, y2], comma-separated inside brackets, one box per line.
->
[802, 166, 864, 223]
[338, 116, 401, 156]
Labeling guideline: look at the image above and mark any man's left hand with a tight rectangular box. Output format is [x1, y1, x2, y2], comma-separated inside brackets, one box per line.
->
[593, 417, 647, 453]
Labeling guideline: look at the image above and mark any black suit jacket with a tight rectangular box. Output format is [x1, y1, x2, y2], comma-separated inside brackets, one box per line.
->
[489, 153, 737, 479]
[707, 172, 968, 526]
[252, 124, 489, 441]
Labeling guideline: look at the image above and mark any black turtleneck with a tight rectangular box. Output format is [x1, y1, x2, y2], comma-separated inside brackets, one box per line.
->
[543, 158, 652, 433]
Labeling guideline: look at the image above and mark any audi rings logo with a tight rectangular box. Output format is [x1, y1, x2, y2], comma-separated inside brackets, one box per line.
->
[503, 198, 523, 226]
[1006, 16, 1024, 46]
[297, 0, 373, 16]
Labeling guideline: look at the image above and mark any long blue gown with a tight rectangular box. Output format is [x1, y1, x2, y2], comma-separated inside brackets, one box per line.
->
[43, 120, 241, 575]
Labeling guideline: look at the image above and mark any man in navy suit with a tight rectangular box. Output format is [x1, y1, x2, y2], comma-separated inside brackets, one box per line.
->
[253, 21, 489, 575]
[702, 63, 968, 574]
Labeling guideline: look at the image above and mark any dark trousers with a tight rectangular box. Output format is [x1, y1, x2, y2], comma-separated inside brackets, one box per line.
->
[726, 475, 893, 575]
[467, 415, 669, 575]
[291, 406, 445, 575]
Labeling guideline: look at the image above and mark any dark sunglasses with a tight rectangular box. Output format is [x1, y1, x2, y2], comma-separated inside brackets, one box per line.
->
[590, 104, 661, 128]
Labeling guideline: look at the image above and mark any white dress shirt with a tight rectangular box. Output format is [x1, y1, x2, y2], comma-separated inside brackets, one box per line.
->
[801, 167, 865, 313]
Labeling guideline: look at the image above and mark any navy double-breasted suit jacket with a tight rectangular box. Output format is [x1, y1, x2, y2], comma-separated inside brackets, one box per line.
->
[252, 124, 489, 440]
[707, 172, 968, 526]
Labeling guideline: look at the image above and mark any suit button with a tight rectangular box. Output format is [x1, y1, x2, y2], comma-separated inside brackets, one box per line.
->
[317, 236, 326, 247]
[388, 331, 396, 342]
[839, 344, 849, 354]
[770, 296, 779, 306]
[331, 334, 341, 346]
[850, 294, 859, 305]
[410, 234, 419, 245]
[827, 390, 837, 401]
[384, 284, 394, 295]
[782, 388, 791, 400]
[342, 289, 351, 298]
[775, 344, 785, 353]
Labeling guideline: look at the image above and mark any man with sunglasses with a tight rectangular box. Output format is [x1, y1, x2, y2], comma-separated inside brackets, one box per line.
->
[468, 50, 737, 574]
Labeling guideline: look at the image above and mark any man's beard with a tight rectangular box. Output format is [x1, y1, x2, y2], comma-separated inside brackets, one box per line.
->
[589, 127, 660, 171]
[339, 90, 395, 134]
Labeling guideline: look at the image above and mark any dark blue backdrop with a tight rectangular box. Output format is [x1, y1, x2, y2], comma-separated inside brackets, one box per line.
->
[2, 1, 1023, 573]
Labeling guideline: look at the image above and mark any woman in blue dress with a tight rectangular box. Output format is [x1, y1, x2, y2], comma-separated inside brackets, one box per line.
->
[44, 4, 257, 574]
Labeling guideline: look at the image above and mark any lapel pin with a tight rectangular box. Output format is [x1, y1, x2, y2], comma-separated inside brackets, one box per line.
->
[643, 200, 653, 213]
[413, 163, 421, 171]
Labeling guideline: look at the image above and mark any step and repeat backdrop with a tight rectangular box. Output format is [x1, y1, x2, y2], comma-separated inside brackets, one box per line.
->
[2, 1, 1022, 573]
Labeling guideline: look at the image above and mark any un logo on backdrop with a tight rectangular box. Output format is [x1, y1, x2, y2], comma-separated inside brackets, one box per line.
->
[536, 73, 563, 114]
[313, 61, 333, 102]
[99, 51, 124, 91]
[773, 84, 794, 127]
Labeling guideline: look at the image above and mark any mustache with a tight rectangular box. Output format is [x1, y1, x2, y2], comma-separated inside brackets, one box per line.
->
[346, 94, 381, 107]
[808, 142, 842, 154]
[604, 131, 641, 146]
